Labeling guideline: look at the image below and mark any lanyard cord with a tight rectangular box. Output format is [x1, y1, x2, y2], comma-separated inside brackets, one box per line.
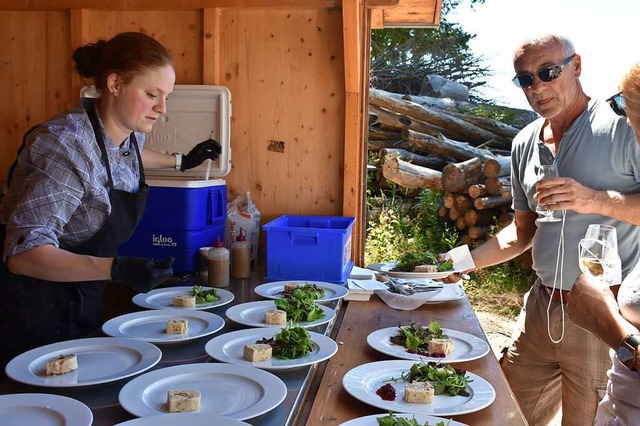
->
[546, 209, 567, 343]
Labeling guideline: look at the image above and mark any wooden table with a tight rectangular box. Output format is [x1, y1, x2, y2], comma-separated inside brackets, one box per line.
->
[305, 293, 527, 425]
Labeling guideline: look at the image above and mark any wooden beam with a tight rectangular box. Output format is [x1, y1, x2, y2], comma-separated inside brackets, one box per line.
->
[202, 8, 221, 85]
[365, 0, 399, 8]
[0, 0, 342, 10]
[341, 0, 367, 264]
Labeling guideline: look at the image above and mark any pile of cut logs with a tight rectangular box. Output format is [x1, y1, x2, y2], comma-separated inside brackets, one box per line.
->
[368, 88, 534, 248]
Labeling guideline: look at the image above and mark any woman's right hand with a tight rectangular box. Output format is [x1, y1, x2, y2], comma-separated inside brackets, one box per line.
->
[111, 256, 174, 293]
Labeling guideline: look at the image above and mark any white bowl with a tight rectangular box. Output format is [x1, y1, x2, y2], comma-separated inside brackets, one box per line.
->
[375, 286, 443, 310]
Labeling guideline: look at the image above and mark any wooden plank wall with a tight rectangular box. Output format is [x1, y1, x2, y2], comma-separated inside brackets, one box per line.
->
[0, 6, 348, 243]
[0, 1, 440, 263]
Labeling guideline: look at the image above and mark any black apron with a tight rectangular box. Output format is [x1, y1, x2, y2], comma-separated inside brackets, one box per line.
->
[0, 103, 148, 371]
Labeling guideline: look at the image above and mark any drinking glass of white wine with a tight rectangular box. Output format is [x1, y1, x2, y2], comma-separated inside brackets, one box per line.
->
[578, 237, 620, 284]
[580, 224, 621, 284]
[535, 164, 561, 222]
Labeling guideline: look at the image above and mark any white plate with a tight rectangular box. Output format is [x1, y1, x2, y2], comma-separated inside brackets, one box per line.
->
[0, 393, 93, 426]
[339, 413, 467, 426]
[115, 412, 250, 426]
[205, 328, 338, 370]
[119, 363, 287, 420]
[225, 300, 336, 328]
[424, 283, 466, 304]
[254, 281, 349, 302]
[6, 337, 161, 388]
[342, 360, 495, 416]
[368, 262, 464, 279]
[102, 310, 225, 345]
[367, 327, 490, 363]
[132, 286, 234, 310]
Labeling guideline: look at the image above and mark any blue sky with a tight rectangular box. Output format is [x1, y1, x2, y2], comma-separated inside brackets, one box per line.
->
[448, 0, 640, 110]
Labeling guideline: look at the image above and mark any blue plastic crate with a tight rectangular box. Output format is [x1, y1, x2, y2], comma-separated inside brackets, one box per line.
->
[263, 215, 355, 283]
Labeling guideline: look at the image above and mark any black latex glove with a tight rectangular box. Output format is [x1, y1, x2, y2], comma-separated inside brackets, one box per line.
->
[111, 256, 174, 293]
[181, 138, 222, 171]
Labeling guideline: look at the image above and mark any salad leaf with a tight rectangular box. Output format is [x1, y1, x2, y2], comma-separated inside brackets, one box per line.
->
[257, 324, 314, 359]
[376, 412, 448, 426]
[284, 282, 326, 299]
[390, 321, 447, 352]
[400, 361, 471, 397]
[191, 285, 220, 304]
[391, 252, 453, 273]
[274, 289, 325, 322]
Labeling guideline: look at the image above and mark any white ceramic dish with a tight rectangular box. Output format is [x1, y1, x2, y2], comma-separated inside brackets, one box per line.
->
[225, 300, 336, 328]
[367, 262, 462, 279]
[6, 337, 161, 388]
[339, 413, 467, 426]
[366, 327, 490, 363]
[115, 412, 250, 426]
[375, 285, 443, 310]
[205, 327, 338, 370]
[254, 281, 348, 302]
[118, 363, 287, 420]
[0, 393, 93, 426]
[342, 360, 495, 416]
[132, 286, 234, 310]
[102, 310, 225, 345]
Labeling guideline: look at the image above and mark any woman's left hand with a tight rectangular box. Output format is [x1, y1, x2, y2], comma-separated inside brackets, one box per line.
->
[181, 138, 222, 171]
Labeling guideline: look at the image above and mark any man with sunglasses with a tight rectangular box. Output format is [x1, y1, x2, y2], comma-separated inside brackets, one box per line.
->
[458, 34, 640, 425]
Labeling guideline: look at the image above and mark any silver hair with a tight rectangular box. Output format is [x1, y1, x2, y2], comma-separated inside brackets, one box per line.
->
[513, 34, 576, 60]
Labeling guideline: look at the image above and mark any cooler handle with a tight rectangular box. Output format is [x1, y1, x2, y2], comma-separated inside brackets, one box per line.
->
[207, 188, 225, 225]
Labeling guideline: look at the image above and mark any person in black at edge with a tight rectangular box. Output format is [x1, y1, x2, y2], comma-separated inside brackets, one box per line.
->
[0, 32, 222, 376]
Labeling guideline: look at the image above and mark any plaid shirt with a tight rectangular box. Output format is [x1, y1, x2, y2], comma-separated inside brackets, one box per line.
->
[0, 98, 145, 258]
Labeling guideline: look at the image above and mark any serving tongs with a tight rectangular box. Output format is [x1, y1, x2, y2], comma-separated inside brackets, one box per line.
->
[376, 273, 444, 296]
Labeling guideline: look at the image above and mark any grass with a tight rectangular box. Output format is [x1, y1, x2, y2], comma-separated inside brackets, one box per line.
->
[365, 187, 534, 318]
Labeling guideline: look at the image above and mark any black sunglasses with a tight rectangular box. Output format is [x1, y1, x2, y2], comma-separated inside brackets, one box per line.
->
[607, 91, 626, 117]
[512, 54, 576, 89]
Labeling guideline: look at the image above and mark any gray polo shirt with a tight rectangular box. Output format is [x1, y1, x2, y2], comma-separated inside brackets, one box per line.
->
[511, 98, 640, 290]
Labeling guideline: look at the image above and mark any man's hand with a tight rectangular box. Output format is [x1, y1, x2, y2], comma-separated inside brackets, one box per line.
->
[111, 256, 174, 293]
[535, 176, 600, 214]
[566, 274, 618, 338]
[181, 138, 222, 171]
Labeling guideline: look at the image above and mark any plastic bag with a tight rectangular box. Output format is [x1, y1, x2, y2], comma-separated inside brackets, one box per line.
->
[226, 192, 261, 261]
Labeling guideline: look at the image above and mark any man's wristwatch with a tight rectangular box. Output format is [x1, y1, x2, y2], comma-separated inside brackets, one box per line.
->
[617, 334, 640, 371]
[172, 153, 183, 171]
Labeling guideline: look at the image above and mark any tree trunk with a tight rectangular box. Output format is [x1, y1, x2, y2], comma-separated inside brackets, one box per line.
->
[368, 138, 413, 152]
[468, 183, 488, 199]
[483, 156, 511, 178]
[382, 152, 443, 190]
[380, 148, 448, 171]
[464, 208, 500, 226]
[468, 225, 491, 239]
[442, 157, 484, 193]
[402, 129, 494, 162]
[369, 104, 444, 137]
[370, 88, 500, 146]
[369, 128, 403, 141]
[474, 195, 511, 210]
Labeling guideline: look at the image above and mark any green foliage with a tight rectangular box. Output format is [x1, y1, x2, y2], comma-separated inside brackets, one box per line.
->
[365, 188, 534, 315]
[365, 189, 458, 265]
[370, 0, 489, 99]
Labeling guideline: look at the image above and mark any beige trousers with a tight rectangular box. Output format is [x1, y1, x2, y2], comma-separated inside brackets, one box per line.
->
[501, 280, 609, 426]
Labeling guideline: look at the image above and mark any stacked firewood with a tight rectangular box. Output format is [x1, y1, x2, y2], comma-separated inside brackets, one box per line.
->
[368, 88, 532, 247]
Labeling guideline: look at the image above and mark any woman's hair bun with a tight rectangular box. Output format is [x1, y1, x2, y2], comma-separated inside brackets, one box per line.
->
[73, 40, 107, 78]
